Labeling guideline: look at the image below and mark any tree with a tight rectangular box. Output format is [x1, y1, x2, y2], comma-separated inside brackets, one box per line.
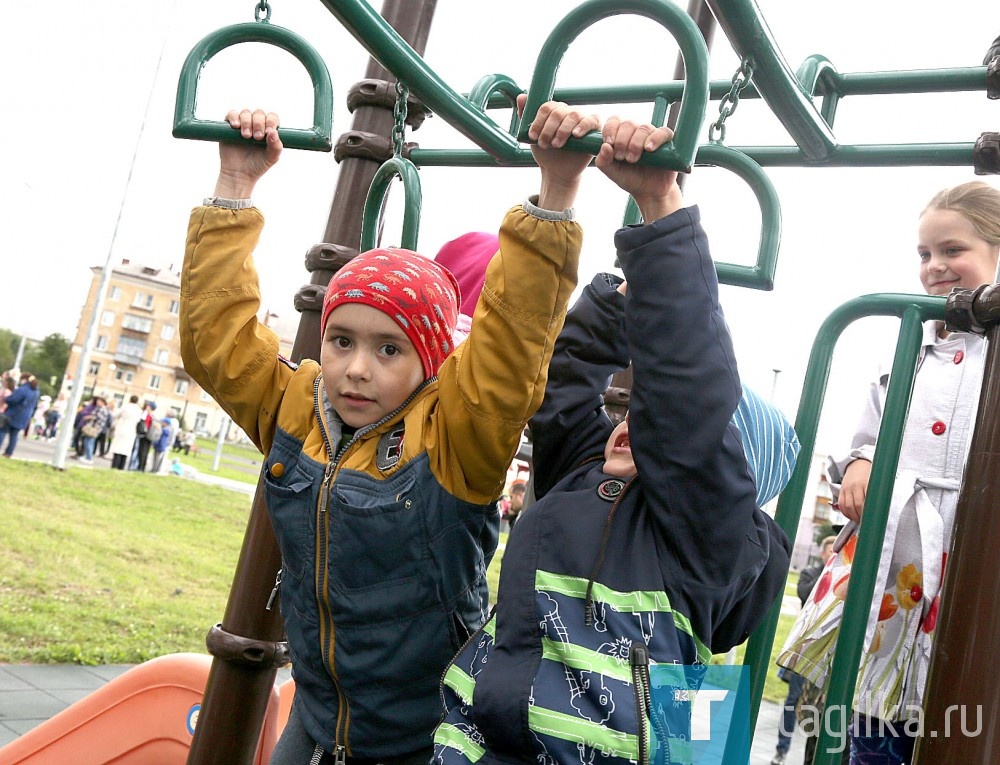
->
[0, 328, 19, 374]
[21, 334, 71, 398]
[814, 522, 836, 545]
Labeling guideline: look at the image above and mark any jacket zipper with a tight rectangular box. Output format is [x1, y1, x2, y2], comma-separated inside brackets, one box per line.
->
[631, 643, 670, 765]
[316, 460, 349, 754]
[310, 378, 349, 754]
[308, 743, 344, 765]
[265, 568, 282, 611]
[631, 643, 651, 765]
[438, 613, 492, 716]
[310, 375, 433, 756]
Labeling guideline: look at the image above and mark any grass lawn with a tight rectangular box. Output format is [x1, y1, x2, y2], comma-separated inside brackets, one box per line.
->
[0, 460, 248, 664]
[1, 459, 797, 703]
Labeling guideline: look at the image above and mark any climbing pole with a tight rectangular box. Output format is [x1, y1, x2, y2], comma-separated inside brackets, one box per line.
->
[170, 1, 1000, 762]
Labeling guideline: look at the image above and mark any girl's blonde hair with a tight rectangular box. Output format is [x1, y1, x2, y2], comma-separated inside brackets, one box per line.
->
[922, 181, 1000, 246]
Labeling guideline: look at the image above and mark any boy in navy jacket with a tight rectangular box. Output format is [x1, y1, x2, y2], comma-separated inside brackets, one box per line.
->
[434, 112, 793, 765]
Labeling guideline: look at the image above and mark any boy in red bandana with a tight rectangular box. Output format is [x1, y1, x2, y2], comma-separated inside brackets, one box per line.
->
[180, 100, 600, 765]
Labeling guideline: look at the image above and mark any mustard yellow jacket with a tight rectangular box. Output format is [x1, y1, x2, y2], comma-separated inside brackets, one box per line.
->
[180, 202, 580, 758]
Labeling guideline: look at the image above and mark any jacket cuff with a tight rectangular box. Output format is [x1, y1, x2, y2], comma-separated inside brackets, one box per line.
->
[523, 194, 576, 221]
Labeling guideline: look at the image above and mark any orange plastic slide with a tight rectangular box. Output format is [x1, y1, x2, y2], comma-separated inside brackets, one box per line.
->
[0, 653, 295, 765]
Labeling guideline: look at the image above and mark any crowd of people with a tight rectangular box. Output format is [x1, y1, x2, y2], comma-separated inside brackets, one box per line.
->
[0, 371, 42, 458]
[0, 371, 201, 472]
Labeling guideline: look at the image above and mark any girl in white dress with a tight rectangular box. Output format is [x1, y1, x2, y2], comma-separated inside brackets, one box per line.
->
[779, 181, 1000, 764]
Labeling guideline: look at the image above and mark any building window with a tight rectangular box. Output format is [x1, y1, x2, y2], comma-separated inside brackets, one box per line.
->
[122, 314, 153, 333]
[114, 368, 134, 384]
[88, 362, 100, 376]
[149, 375, 162, 390]
[96, 335, 109, 350]
[109, 286, 121, 301]
[131, 292, 154, 310]
[194, 412, 208, 434]
[113, 393, 124, 407]
[161, 324, 175, 340]
[155, 349, 169, 365]
[175, 379, 189, 396]
[101, 311, 116, 327]
[169, 299, 180, 315]
[200, 389, 214, 402]
[117, 336, 147, 360]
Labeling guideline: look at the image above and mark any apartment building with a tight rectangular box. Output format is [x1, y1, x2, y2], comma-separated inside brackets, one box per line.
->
[63, 259, 293, 439]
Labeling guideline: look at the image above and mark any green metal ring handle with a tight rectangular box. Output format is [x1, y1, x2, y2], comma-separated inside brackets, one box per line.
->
[696, 144, 781, 290]
[467, 74, 523, 136]
[517, 0, 709, 171]
[360, 156, 423, 252]
[173, 22, 334, 152]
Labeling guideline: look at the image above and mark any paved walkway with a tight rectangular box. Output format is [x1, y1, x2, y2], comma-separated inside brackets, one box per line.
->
[0, 661, 807, 762]
[8, 435, 256, 495]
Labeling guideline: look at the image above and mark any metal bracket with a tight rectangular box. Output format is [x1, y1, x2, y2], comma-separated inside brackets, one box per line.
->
[974, 132, 1000, 175]
[346, 79, 429, 129]
[946, 284, 1000, 334]
[294, 284, 327, 313]
[986, 47, 1000, 98]
[205, 623, 290, 669]
[304, 243, 358, 274]
[334, 130, 396, 163]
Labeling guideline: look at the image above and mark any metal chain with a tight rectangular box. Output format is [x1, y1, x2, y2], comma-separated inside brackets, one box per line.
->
[392, 80, 409, 157]
[708, 59, 755, 144]
[254, 1, 272, 23]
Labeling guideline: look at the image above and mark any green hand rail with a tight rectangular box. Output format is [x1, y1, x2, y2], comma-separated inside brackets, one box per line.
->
[619, 98, 781, 291]
[697, 143, 782, 291]
[319, 0, 522, 162]
[738, 293, 946, 763]
[173, 22, 334, 152]
[360, 156, 422, 252]
[517, 0, 710, 172]
[467, 74, 523, 136]
[707, 0, 838, 162]
[796, 54, 843, 127]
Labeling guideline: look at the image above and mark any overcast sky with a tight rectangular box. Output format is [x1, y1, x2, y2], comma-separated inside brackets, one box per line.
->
[3, 0, 998, 454]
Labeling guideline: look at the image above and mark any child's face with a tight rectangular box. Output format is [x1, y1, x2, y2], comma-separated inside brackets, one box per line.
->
[603, 413, 637, 479]
[917, 208, 1000, 296]
[321, 303, 425, 429]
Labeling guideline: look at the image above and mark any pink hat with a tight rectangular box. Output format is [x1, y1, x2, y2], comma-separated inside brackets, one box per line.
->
[322, 249, 460, 379]
[434, 232, 499, 317]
